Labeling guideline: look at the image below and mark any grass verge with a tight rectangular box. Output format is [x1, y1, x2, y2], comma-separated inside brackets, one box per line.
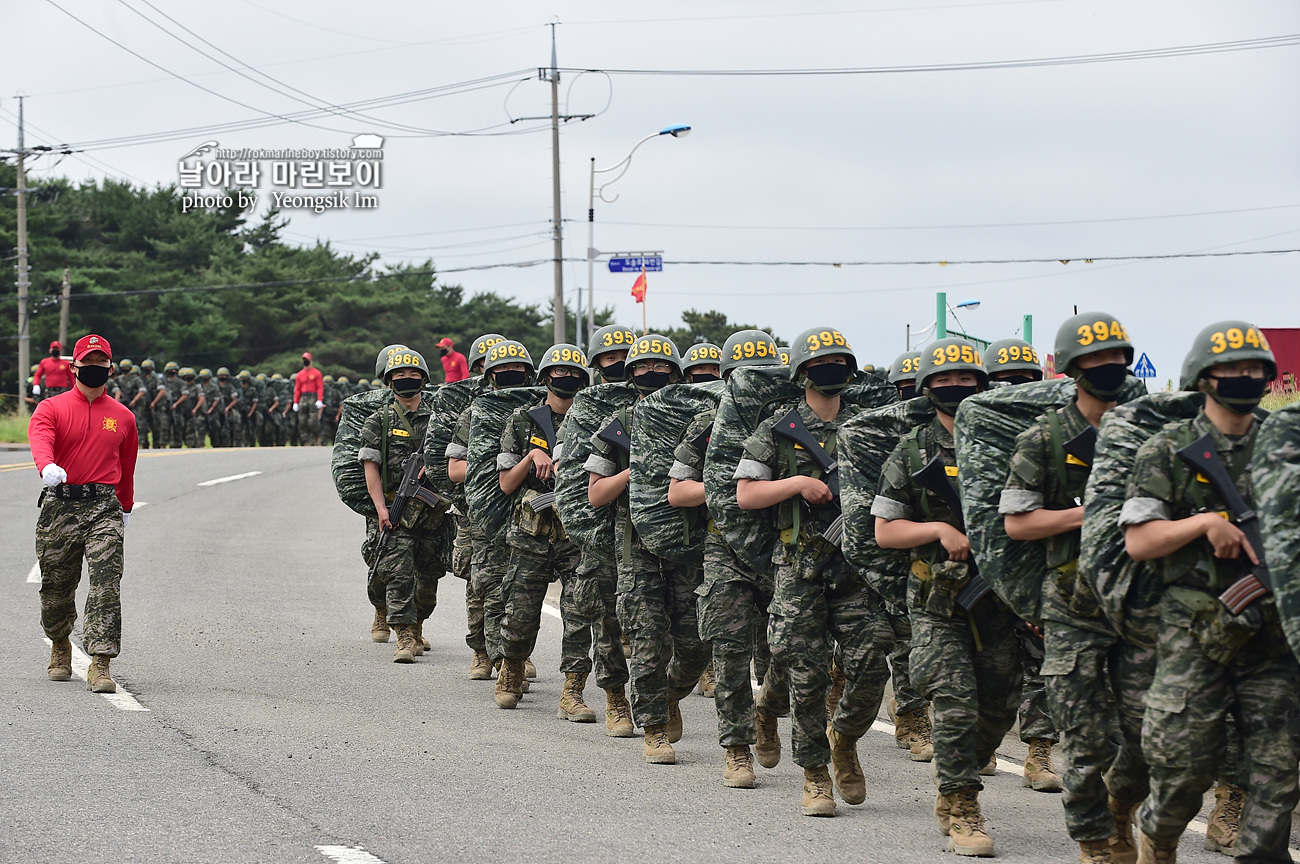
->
[0, 411, 29, 444]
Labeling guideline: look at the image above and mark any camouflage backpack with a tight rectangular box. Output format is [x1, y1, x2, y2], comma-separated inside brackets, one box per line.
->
[954, 376, 1147, 624]
[423, 375, 487, 506]
[629, 380, 725, 562]
[840, 396, 937, 608]
[554, 382, 639, 552]
[1255, 402, 1300, 655]
[705, 365, 894, 574]
[332, 389, 397, 517]
[465, 387, 547, 543]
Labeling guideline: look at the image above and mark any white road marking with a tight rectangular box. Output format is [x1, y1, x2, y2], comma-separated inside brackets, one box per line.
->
[316, 846, 388, 864]
[197, 471, 262, 487]
[43, 637, 149, 712]
[26, 563, 40, 584]
[541, 599, 561, 620]
[134, 501, 148, 509]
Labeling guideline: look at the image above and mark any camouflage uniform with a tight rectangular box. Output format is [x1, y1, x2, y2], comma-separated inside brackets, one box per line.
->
[233, 378, 259, 447]
[357, 397, 447, 625]
[1001, 401, 1149, 841]
[201, 376, 224, 447]
[321, 380, 342, 446]
[496, 398, 585, 667]
[674, 410, 790, 747]
[37, 491, 126, 658]
[216, 375, 236, 446]
[255, 377, 275, 446]
[872, 417, 1023, 795]
[740, 399, 892, 769]
[569, 548, 629, 689]
[116, 369, 151, 450]
[166, 371, 186, 448]
[179, 375, 205, 448]
[297, 380, 322, 446]
[144, 370, 170, 449]
[1122, 409, 1300, 859]
[587, 403, 711, 729]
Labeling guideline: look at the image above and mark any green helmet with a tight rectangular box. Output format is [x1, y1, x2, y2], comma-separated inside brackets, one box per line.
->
[626, 333, 683, 376]
[376, 344, 410, 380]
[357, 378, 370, 388]
[482, 340, 535, 381]
[1054, 311, 1134, 375]
[1180, 320, 1277, 391]
[777, 347, 791, 367]
[984, 339, 1043, 380]
[30, 364, 39, 374]
[382, 347, 429, 382]
[915, 338, 988, 389]
[587, 325, 638, 363]
[721, 330, 781, 378]
[682, 342, 723, 375]
[164, 361, 179, 373]
[537, 343, 590, 379]
[237, 370, 251, 380]
[323, 374, 334, 383]
[140, 359, 155, 371]
[888, 351, 922, 385]
[468, 334, 506, 373]
[216, 366, 230, 377]
[180, 366, 196, 379]
[271, 373, 283, 380]
[118, 359, 133, 370]
[199, 368, 212, 379]
[787, 327, 857, 380]
[337, 375, 349, 385]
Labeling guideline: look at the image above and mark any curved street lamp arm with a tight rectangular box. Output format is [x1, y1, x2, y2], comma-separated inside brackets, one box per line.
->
[593, 132, 660, 204]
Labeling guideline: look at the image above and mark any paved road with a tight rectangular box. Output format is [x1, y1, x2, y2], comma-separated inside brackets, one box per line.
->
[1, 447, 1291, 863]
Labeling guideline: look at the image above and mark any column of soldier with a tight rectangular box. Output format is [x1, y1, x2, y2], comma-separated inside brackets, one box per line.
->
[331, 315, 1300, 864]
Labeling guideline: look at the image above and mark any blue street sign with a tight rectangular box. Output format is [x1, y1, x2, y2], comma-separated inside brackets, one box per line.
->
[1133, 352, 1157, 379]
[608, 256, 662, 273]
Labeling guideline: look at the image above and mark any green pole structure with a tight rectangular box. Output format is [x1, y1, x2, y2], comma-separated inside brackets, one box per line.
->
[936, 292, 947, 339]
[1023, 314, 1033, 344]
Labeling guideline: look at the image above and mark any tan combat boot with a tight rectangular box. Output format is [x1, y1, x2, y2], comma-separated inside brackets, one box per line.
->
[935, 790, 953, 836]
[524, 657, 538, 680]
[392, 626, 417, 663]
[1203, 783, 1242, 854]
[890, 697, 912, 750]
[468, 650, 493, 680]
[643, 724, 676, 764]
[697, 661, 715, 698]
[1136, 832, 1178, 864]
[825, 663, 846, 734]
[1080, 838, 1114, 863]
[86, 656, 117, 693]
[890, 699, 935, 762]
[604, 687, 635, 737]
[1023, 737, 1063, 792]
[827, 727, 866, 805]
[666, 699, 683, 743]
[494, 658, 525, 709]
[411, 621, 426, 657]
[1109, 797, 1140, 864]
[801, 766, 836, 817]
[48, 637, 72, 682]
[370, 606, 390, 643]
[557, 672, 598, 722]
[754, 706, 781, 769]
[980, 755, 998, 776]
[723, 745, 756, 789]
[945, 788, 995, 857]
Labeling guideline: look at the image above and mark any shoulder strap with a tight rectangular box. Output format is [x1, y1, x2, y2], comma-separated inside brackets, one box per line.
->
[1046, 408, 1070, 509]
[905, 425, 931, 520]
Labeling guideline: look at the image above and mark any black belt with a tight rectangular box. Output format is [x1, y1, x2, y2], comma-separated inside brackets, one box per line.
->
[41, 483, 115, 503]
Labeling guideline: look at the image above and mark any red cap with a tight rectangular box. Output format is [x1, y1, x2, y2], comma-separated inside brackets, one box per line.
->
[49, 340, 62, 351]
[73, 334, 112, 362]
[438, 338, 454, 349]
[302, 351, 312, 360]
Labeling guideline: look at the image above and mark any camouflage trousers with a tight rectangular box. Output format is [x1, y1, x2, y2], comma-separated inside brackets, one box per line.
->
[568, 548, 629, 689]
[131, 404, 150, 449]
[297, 400, 320, 445]
[1137, 596, 1300, 860]
[321, 415, 338, 449]
[1043, 616, 1152, 841]
[697, 533, 790, 747]
[471, 538, 511, 663]
[169, 409, 186, 448]
[452, 520, 485, 653]
[768, 549, 892, 769]
[364, 518, 443, 625]
[499, 531, 583, 665]
[231, 412, 255, 447]
[910, 601, 1023, 795]
[1017, 627, 1056, 742]
[616, 545, 710, 728]
[285, 410, 299, 446]
[37, 491, 125, 658]
[258, 410, 276, 446]
[148, 406, 170, 449]
[886, 606, 926, 715]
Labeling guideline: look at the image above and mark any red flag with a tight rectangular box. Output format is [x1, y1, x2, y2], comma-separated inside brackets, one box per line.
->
[630, 267, 647, 304]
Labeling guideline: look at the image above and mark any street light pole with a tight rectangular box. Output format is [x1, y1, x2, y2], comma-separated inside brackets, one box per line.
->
[547, 26, 565, 345]
[15, 97, 30, 418]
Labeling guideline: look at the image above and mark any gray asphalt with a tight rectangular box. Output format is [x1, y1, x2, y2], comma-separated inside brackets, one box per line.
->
[0, 446, 1288, 863]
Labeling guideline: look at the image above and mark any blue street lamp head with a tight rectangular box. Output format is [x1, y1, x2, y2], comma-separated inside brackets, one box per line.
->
[955, 298, 981, 310]
[659, 124, 691, 138]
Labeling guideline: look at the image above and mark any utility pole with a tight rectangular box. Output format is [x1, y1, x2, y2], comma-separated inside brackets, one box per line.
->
[936, 291, 947, 339]
[15, 96, 30, 418]
[59, 268, 71, 348]
[547, 24, 565, 345]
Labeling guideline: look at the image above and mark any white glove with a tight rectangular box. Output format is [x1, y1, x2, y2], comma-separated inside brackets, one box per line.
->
[122, 512, 130, 529]
[315, 400, 324, 409]
[41, 464, 67, 486]
[32, 385, 40, 395]
[292, 403, 300, 412]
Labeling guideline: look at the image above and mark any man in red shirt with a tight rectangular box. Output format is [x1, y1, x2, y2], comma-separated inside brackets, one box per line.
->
[439, 337, 469, 383]
[29, 333, 138, 693]
[293, 351, 325, 445]
[32, 340, 73, 401]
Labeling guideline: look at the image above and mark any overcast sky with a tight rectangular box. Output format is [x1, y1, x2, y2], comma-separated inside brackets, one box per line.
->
[5, 0, 1298, 380]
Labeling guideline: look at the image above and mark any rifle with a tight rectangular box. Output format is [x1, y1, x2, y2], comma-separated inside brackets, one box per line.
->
[597, 417, 630, 454]
[910, 453, 992, 611]
[1063, 425, 1098, 468]
[523, 405, 560, 512]
[691, 422, 713, 455]
[771, 409, 839, 498]
[1176, 433, 1272, 614]
[368, 453, 449, 586]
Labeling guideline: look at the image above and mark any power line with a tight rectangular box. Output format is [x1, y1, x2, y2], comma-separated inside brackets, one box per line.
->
[658, 248, 1300, 266]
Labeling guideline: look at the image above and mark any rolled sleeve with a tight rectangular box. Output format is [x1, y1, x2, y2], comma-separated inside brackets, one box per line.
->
[497, 452, 522, 471]
[871, 494, 912, 521]
[998, 489, 1044, 515]
[358, 446, 381, 464]
[1118, 497, 1172, 527]
[732, 458, 773, 482]
[584, 452, 619, 477]
[444, 442, 468, 461]
[668, 460, 702, 482]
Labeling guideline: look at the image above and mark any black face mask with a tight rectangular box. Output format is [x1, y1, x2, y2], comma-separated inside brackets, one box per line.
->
[1077, 363, 1129, 400]
[492, 369, 528, 389]
[50, 348, 60, 358]
[75, 364, 112, 389]
[303, 359, 311, 367]
[599, 360, 626, 382]
[804, 363, 851, 396]
[390, 377, 423, 398]
[440, 348, 449, 357]
[547, 374, 584, 399]
[996, 374, 1038, 387]
[1208, 375, 1269, 414]
[689, 372, 721, 384]
[927, 384, 980, 415]
[632, 370, 672, 395]
[897, 384, 917, 401]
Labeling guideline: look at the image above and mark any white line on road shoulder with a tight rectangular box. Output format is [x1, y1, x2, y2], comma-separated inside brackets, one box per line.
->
[316, 846, 388, 864]
[42, 637, 149, 712]
[197, 471, 262, 487]
[541, 599, 561, 620]
[26, 563, 40, 584]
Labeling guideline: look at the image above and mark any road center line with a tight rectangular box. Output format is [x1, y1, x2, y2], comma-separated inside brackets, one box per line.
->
[316, 846, 388, 864]
[42, 637, 149, 712]
[197, 471, 262, 487]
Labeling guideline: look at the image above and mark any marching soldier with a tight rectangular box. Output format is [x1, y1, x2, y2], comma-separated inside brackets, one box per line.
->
[165, 362, 185, 448]
[114, 359, 151, 450]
